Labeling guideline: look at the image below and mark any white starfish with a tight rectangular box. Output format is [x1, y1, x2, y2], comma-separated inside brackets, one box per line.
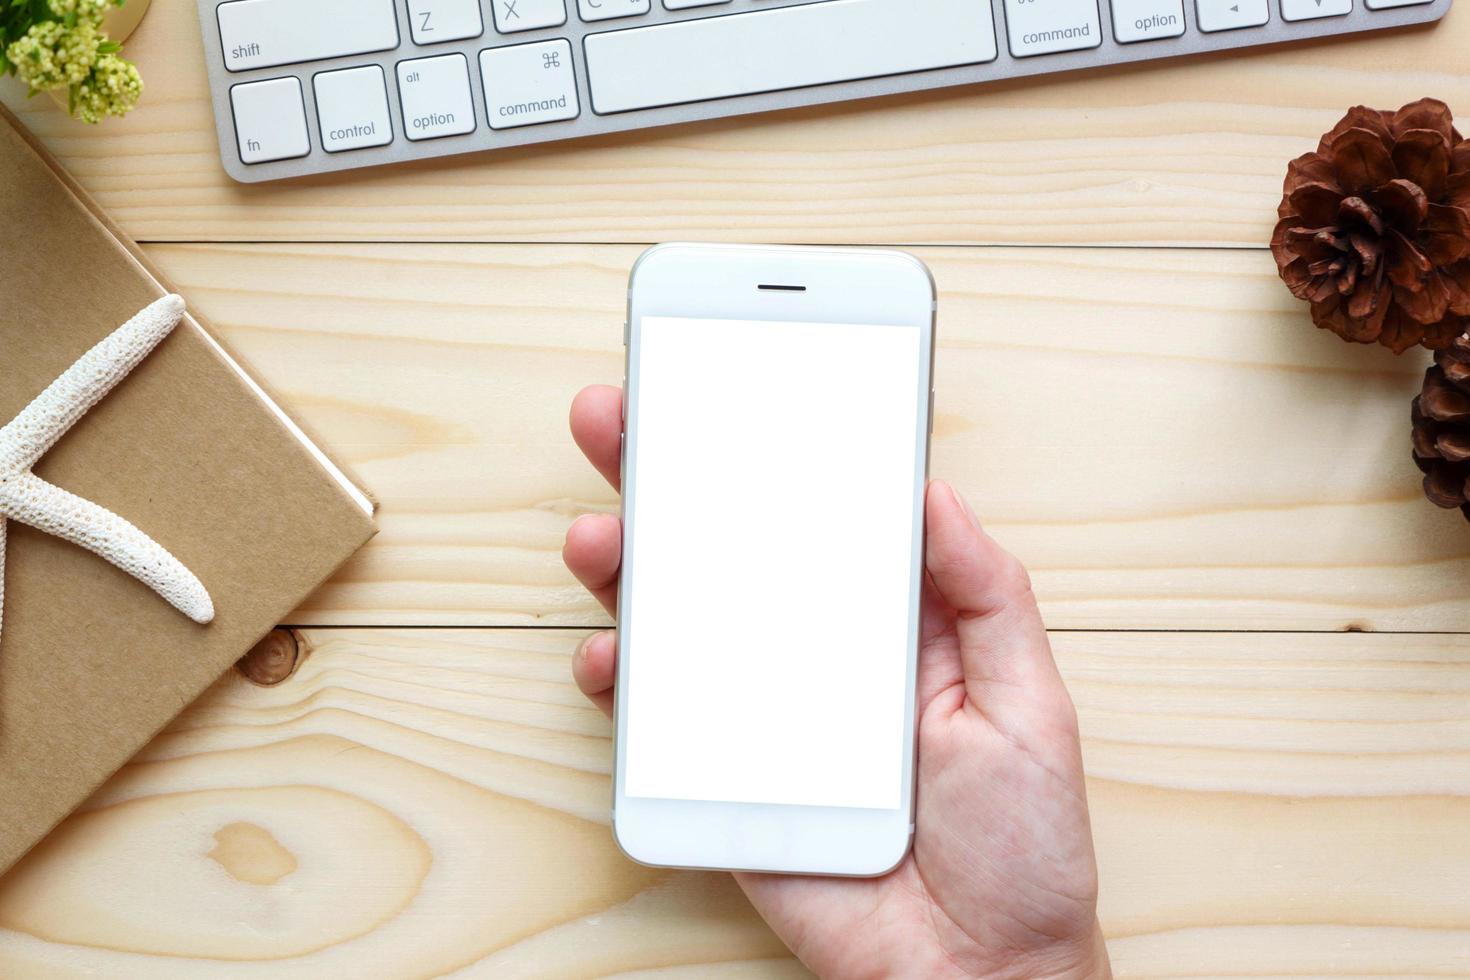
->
[0, 294, 214, 645]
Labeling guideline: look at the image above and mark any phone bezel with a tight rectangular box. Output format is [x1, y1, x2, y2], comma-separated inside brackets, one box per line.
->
[614, 242, 936, 876]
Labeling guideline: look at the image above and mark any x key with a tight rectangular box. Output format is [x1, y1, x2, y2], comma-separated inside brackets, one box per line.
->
[492, 0, 565, 31]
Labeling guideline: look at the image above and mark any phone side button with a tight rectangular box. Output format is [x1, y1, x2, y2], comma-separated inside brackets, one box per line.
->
[619, 432, 625, 483]
[928, 390, 935, 433]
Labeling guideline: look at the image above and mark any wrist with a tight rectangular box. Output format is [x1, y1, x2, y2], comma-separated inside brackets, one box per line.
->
[1023, 922, 1111, 980]
[968, 919, 1111, 980]
[1048, 919, 1111, 980]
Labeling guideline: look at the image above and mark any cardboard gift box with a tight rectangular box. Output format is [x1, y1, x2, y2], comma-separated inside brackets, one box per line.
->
[0, 103, 377, 874]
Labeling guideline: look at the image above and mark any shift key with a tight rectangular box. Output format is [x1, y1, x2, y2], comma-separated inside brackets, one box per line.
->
[217, 0, 399, 72]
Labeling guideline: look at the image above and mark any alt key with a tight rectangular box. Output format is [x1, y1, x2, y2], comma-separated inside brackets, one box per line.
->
[1111, 0, 1187, 40]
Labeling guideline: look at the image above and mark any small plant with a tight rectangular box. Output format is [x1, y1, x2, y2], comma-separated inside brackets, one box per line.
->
[1, 0, 142, 123]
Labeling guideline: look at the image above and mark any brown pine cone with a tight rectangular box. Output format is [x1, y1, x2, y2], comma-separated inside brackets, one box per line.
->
[1412, 333, 1470, 519]
[1272, 98, 1470, 353]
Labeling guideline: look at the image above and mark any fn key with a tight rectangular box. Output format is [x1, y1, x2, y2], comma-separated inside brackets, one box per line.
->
[230, 76, 310, 163]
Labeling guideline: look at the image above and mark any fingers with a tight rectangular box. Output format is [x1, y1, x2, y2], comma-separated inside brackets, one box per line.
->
[570, 384, 623, 490]
[574, 630, 616, 718]
[563, 513, 622, 616]
[566, 387, 624, 719]
[924, 480, 1072, 729]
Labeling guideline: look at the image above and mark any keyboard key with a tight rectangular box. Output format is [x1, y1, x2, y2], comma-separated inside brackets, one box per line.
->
[1366, 0, 1430, 7]
[664, 0, 731, 8]
[1003, 0, 1102, 56]
[1282, 0, 1350, 18]
[492, 0, 568, 32]
[585, 0, 998, 115]
[580, 0, 652, 18]
[314, 66, 393, 152]
[407, 0, 485, 44]
[397, 54, 477, 140]
[217, 0, 398, 72]
[230, 77, 309, 163]
[1196, 0, 1269, 29]
[1110, 0, 1186, 40]
[480, 40, 580, 128]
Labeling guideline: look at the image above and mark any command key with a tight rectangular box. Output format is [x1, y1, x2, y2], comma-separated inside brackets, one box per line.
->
[480, 40, 580, 130]
[1004, 0, 1103, 57]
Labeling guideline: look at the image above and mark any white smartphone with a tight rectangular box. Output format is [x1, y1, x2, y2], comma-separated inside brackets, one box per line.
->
[613, 243, 936, 876]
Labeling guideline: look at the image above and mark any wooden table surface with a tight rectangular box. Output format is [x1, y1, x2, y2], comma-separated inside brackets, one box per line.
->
[4, 0, 1470, 975]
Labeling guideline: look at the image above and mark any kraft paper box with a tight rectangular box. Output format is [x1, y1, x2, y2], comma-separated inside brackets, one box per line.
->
[0, 103, 377, 874]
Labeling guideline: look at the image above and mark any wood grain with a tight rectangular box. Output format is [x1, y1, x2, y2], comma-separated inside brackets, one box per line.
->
[0, 628, 1463, 977]
[5, 6, 1470, 968]
[3, 1, 1470, 245]
[135, 241, 1470, 632]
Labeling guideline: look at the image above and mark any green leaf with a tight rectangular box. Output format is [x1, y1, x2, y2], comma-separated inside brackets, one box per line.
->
[97, 39, 119, 53]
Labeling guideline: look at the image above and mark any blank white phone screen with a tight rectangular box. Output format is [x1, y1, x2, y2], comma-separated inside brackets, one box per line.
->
[624, 316, 923, 811]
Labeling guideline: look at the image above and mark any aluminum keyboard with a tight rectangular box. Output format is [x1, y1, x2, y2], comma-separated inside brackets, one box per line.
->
[196, 0, 1452, 184]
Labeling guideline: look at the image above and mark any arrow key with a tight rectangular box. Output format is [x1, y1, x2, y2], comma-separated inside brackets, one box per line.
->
[1281, 0, 1351, 19]
[1196, 0, 1268, 29]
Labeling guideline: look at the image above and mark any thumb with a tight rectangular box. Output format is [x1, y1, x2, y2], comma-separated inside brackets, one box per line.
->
[925, 480, 1071, 729]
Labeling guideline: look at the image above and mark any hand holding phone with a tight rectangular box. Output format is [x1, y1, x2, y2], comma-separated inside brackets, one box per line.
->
[563, 245, 1111, 978]
[567, 410, 1109, 978]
